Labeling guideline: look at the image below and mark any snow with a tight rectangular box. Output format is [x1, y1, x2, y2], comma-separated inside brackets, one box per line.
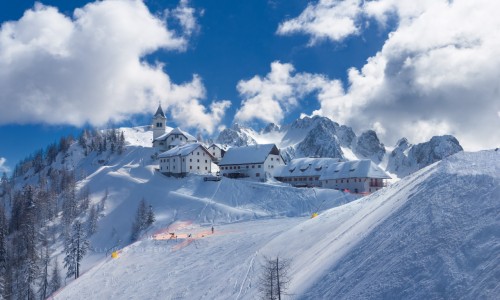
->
[154, 127, 196, 142]
[218, 144, 279, 165]
[158, 143, 205, 158]
[274, 157, 391, 180]
[50, 144, 499, 299]
[320, 159, 391, 180]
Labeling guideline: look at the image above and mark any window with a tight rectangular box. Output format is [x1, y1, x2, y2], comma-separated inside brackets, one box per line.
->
[197, 159, 199, 162]
[258, 165, 261, 168]
[197, 166, 200, 169]
[205, 160, 207, 163]
[205, 167, 207, 170]
[213, 152, 215, 156]
[271, 157, 273, 161]
[190, 166, 192, 170]
[183, 158, 185, 162]
[167, 159, 170, 162]
[246, 165, 249, 169]
[238, 166, 240, 169]
[190, 159, 192, 162]
[256, 173, 260, 177]
[252, 165, 255, 168]
[173, 166, 175, 169]
[197, 152, 200, 155]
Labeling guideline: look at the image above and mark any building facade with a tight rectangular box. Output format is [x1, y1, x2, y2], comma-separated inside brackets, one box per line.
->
[158, 143, 214, 177]
[153, 127, 197, 152]
[218, 144, 284, 180]
[207, 144, 228, 163]
[275, 158, 391, 194]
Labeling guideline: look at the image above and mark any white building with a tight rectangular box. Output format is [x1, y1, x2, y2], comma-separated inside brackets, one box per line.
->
[158, 143, 214, 177]
[207, 143, 229, 163]
[274, 158, 391, 194]
[218, 144, 284, 180]
[273, 157, 344, 188]
[319, 160, 390, 193]
[153, 127, 197, 152]
[152, 104, 167, 140]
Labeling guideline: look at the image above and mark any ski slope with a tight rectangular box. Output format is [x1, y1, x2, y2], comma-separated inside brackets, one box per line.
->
[52, 149, 499, 299]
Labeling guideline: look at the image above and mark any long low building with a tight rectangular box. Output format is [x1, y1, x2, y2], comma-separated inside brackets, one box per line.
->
[274, 157, 391, 194]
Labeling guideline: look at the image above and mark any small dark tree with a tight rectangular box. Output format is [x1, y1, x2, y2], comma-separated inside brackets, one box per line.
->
[146, 204, 155, 227]
[131, 198, 154, 241]
[259, 256, 291, 300]
[49, 260, 61, 295]
[64, 221, 89, 279]
[87, 205, 99, 235]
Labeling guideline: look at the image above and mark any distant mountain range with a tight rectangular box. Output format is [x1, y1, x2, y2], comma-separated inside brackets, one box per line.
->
[216, 115, 463, 178]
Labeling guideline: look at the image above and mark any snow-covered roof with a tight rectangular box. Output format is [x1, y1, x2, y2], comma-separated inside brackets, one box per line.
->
[274, 158, 391, 180]
[209, 143, 230, 151]
[320, 160, 391, 180]
[158, 143, 208, 158]
[154, 104, 166, 118]
[274, 157, 344, 178]
[219, 144, 280, 166]
[154, 127, 197, 142]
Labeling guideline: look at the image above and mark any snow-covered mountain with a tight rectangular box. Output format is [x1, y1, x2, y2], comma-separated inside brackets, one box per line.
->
[387, 135, 463, 178]
[51, 146, 499, 299]
[216, 116, 461, 178]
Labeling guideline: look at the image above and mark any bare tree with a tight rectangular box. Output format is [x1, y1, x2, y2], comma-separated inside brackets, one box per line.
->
[259, 256, 292, 300]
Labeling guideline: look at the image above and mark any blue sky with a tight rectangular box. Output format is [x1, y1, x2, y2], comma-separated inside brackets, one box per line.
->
[1, 0, 499, 173]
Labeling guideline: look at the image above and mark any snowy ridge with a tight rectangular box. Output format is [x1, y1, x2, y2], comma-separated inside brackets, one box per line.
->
[52, 150, 499, 299]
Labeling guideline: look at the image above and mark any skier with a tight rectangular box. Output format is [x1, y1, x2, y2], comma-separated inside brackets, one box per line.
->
[211, 226, 214, 234]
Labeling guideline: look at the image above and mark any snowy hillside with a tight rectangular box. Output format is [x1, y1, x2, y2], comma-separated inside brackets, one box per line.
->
[52, 149, 499, 299]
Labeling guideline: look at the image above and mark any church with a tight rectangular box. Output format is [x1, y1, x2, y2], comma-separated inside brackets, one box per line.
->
[151, 104, 215, 177]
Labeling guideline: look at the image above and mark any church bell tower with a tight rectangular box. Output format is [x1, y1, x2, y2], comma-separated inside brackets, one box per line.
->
[152, 103, 166, 140]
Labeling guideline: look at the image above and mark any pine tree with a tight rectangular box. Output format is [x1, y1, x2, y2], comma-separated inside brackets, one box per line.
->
[130, 198, 149, 241]
[49, 260, 61, 295]
[146, 204, 155, 227]
[38, 244, 51, 299]
[0, 206, 8, 298]
[87, 205, 99, 235]
[64, 221, 89, 279]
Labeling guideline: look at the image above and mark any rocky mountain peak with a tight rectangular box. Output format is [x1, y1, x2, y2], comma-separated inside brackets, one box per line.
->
[354, 130, 386, 163]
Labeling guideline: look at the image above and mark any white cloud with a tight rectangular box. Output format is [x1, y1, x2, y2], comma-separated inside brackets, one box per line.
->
[235, 61, 341, 124]
[0, 0, 228, 134]
[168, 0, 199, 36]
[0, 157, 9, 173]
[278, 0, 500, 150]
[277, 0, 362, 44]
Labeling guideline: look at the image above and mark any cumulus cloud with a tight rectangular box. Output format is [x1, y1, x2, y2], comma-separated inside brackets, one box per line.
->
[0, 0, 228, 134]
[277, 0, 500, 150]
[277, 0, 362, 44]
[235, 61, 340, 124]
[0, 157, 9, 173]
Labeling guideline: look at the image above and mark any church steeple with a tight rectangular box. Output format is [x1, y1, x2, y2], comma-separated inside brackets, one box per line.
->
[154, 103, 166, 118]
[152, 103, 166, 140]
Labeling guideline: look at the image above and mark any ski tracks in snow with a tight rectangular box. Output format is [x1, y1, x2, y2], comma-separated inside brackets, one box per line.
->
[236, 251, 258, 300]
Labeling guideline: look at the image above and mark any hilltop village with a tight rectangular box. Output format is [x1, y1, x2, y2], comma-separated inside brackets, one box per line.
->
[152, 105, 390, 194]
